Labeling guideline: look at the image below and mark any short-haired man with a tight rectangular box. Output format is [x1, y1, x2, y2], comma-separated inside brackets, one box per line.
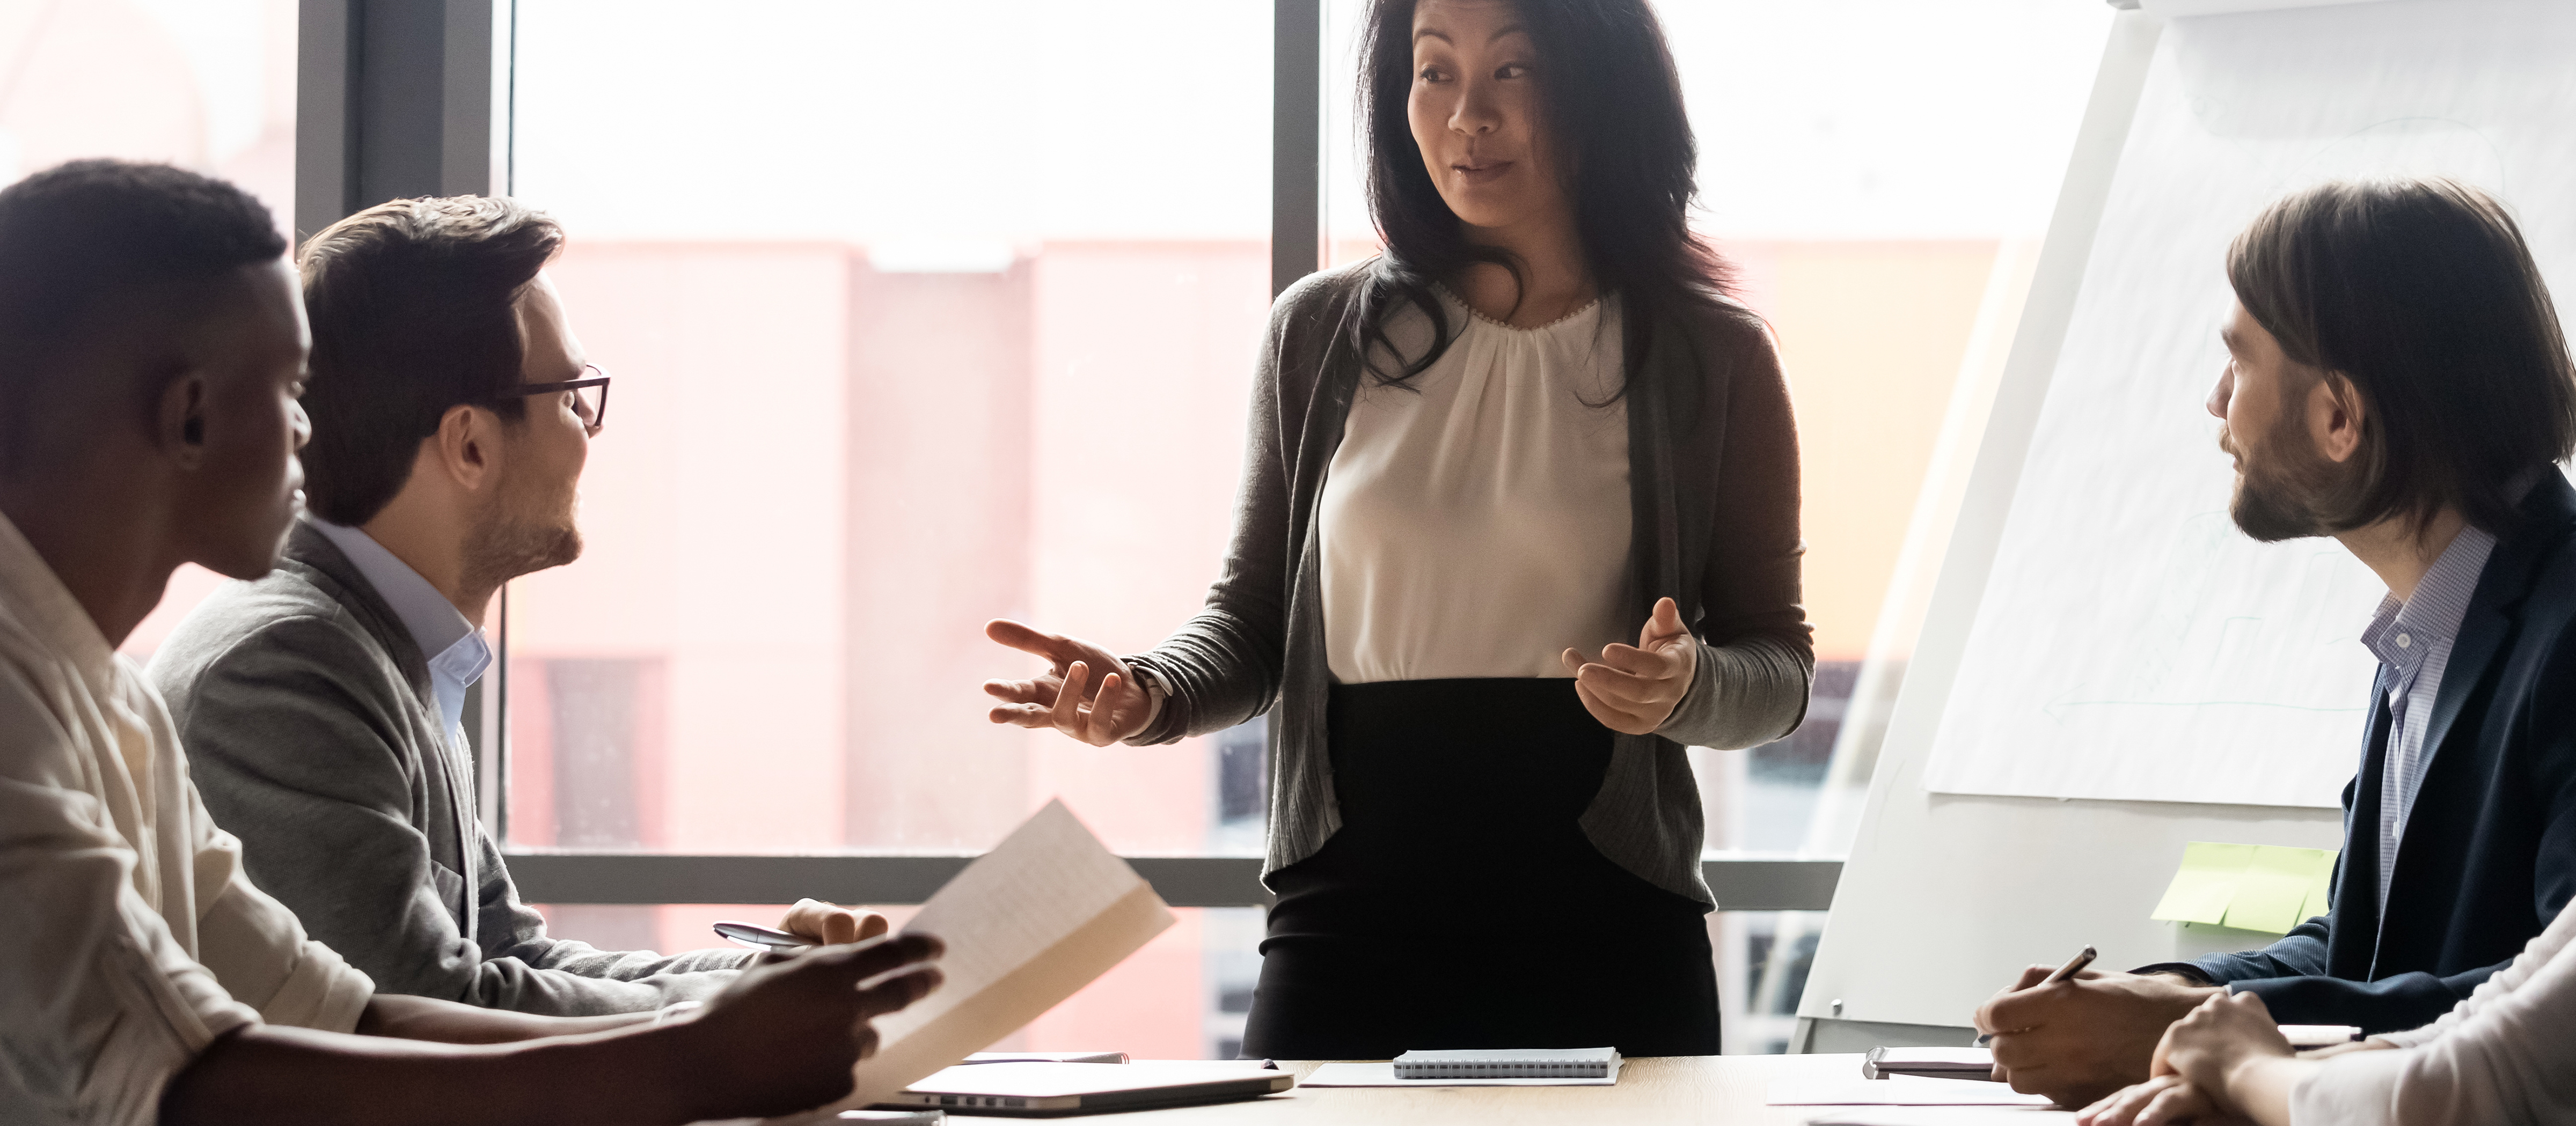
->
[1975, 178, 2576, 1106]
[150, 195, 884, 1015]
[0, 159, 940, 1126]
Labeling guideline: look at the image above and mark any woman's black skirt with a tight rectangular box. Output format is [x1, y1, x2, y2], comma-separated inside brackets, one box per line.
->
[1239, 678, 1722, 1059]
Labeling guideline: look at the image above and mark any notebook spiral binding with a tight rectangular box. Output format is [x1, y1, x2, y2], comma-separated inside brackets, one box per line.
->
[1390, 1049, 1620, 1080]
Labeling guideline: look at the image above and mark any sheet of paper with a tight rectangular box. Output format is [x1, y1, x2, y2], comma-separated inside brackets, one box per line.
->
[1918, 0, 2576, 807]
[1301, 1061, 1623, 1087]
[1768, 1077, 2055, 1107]
[1804, 1109, 2079, 1126]
[2227, 844, 2322, 933]
[2148, 843, 2337, 933]
[795, 800, 1175, 1116]
[2148, 842, 2251, 925]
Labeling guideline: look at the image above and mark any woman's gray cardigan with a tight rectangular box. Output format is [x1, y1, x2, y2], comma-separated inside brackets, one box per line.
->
[1123, 263, 1814, 906]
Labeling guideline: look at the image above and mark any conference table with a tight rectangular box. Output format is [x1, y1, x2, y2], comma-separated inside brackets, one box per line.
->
[1093, 1053, 2017, 1126]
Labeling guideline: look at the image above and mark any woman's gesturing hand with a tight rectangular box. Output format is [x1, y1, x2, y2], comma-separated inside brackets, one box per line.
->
[983, 619, 1158, 746]
[1562, 597, 1699, 735]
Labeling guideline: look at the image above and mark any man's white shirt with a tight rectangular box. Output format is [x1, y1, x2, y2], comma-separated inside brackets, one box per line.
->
[0, 512, 373, 1126]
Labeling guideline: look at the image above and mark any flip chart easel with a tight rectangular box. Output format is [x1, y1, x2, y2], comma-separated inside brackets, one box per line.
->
[1797, 0, 2576, 1048]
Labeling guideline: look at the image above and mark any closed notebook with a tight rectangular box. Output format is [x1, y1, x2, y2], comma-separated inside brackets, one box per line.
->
[1391, 1048, 1620, 1079]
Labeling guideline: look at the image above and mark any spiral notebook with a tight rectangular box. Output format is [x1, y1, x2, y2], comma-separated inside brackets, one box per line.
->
[1390, 1048, 1621, 1080]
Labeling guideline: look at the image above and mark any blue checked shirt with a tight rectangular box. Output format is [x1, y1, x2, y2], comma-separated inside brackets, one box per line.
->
[2358, 525, 2497, 917]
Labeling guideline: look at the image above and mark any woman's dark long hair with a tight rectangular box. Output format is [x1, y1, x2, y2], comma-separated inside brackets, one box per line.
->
[1346, 0, 1740, 392]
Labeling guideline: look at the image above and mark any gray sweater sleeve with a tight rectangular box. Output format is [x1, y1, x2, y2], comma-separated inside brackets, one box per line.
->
[170, 615, 746, 1017]
[1658, 319, 1812, 750]
[466, 828, 750, 1010]
[1122, 272, 1327, 744]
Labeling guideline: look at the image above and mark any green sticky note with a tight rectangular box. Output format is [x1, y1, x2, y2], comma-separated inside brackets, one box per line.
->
[2297, 849, 2339, 922]
[2222, 846, 2319, 934]
[2150, 842, 2253, 925]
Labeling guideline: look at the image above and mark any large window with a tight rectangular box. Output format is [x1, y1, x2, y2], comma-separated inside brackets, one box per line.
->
[4, 0, 303, 663]
[506, 0, 1274, 858]
[503, 0, 1277, 1056]
[21, 0, 2116, 1060]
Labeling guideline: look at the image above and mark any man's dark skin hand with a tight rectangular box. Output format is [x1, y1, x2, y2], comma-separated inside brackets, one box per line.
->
[1974, 964, 2221, 1108]
[163, 933, 945, 1125]
[685, 935, 949, 1118]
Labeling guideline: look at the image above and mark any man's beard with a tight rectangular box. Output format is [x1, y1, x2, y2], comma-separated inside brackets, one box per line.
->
[2223, 411, 2358, 542]
[459, 473, 582, 598]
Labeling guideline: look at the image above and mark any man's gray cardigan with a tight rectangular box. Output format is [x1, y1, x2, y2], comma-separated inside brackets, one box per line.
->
[1124, 263, 1815, 906]
[149, 521, 747, 1015]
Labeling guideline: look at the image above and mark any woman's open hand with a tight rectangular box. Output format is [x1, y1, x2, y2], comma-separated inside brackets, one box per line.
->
[983, 620, 1157, 746]
[1561, 597, 1699, 735]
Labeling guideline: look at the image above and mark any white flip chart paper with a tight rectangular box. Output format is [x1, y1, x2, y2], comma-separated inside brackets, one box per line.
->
[1923, 0, 2576, 807]
[799, 799, 1174, 1116]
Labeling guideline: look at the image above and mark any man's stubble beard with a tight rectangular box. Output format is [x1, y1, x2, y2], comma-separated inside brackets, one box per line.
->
[459, 469, 583, 600]
[2223, 408, 2357, 543]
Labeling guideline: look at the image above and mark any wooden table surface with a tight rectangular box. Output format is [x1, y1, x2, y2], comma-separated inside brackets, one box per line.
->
[1102, 1054, 1872, 1126]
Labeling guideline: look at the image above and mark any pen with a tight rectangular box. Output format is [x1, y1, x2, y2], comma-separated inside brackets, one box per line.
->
[1978, 945, 2097, 1046]
[713, 921, 820, 950]
[2041, 945, 2099, 984]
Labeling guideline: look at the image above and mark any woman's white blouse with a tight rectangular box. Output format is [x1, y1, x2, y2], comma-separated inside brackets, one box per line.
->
[2291, 902, 2576, 1125]
[1320, 288, 1631, 685]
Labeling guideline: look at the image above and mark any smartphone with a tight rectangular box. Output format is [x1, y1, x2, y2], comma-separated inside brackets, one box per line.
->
[713, 920, 819, 950]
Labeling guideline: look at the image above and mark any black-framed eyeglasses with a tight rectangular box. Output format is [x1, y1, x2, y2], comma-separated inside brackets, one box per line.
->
[510, 364, 611, 436]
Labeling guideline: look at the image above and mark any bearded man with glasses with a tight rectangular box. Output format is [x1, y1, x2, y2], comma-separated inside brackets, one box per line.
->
[149, 196, 882, 1017]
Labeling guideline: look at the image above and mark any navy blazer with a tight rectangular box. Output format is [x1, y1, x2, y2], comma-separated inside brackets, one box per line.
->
[2154, 474, 2576, 1032]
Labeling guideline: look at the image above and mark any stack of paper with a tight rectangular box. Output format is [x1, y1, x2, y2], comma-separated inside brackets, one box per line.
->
[1767, 1077, 2053, 1107]
[801, 800, 1176, 1116]
[1805, 1110, 2076, 1125]
[1862, 1047, 1994, 1081]
[2148, 842, 2338, 934]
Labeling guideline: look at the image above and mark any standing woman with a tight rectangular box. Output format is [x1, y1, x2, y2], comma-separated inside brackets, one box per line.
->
[984, 0, 1809, 1057]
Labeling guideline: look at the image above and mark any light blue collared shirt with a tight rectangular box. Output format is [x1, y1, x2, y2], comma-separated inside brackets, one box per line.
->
[308, 520, 493, 742]
[2359, 523, 2497, 917]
